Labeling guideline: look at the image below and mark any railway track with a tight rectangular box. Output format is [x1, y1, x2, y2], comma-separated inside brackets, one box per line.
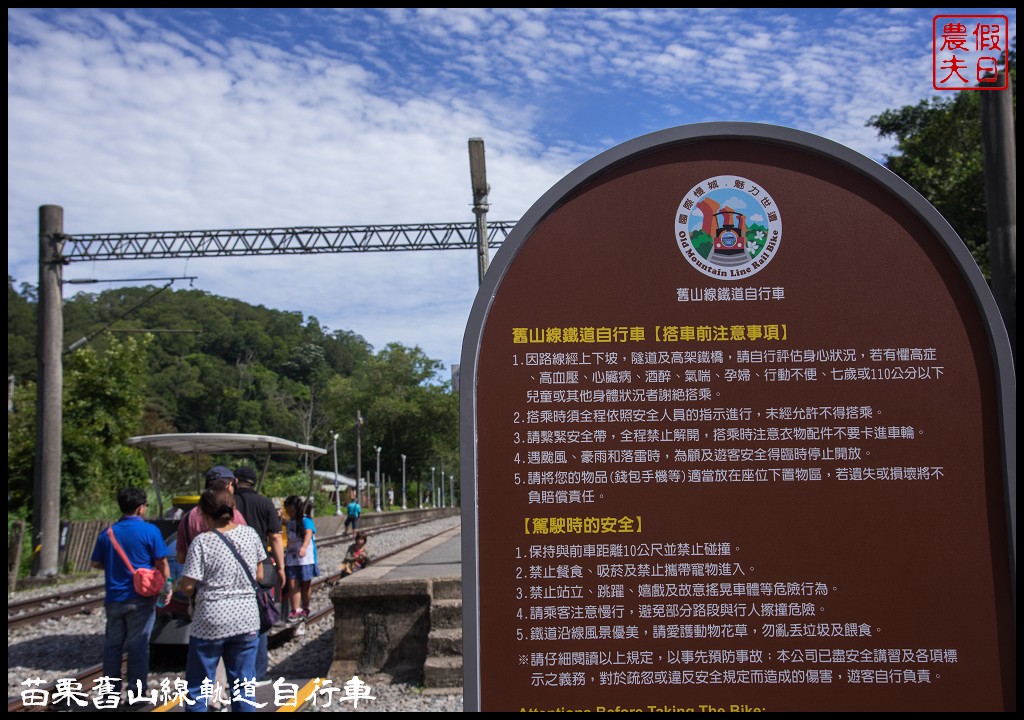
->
[7, 583, 106, 616]
[7, 514, 439, 631]
[8, 516, 458, 713]
[7, 587, 107, 630]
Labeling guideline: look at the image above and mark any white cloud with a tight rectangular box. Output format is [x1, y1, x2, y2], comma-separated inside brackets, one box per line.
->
[8, 7, 1016, 372]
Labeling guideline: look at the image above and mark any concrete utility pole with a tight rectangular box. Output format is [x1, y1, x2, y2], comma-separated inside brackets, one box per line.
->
[469, 138, 491, 286]
[981, 70, 1016, 363]
[34, 205, 64, 577]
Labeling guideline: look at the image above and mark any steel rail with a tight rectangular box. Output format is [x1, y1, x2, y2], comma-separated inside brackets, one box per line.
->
[7, 582, 106, 616]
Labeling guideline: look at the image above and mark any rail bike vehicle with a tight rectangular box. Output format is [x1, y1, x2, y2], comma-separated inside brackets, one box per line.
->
[124, 432, 326, 647]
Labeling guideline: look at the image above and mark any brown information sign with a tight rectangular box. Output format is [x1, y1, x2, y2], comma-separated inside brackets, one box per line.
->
[461, 124, 1015, 712]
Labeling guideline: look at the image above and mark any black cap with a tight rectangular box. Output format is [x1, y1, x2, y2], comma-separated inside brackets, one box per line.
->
[234, 465, 258, 484]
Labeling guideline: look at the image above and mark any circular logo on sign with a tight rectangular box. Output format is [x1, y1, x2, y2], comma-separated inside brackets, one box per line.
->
[674, 176, 782, 279]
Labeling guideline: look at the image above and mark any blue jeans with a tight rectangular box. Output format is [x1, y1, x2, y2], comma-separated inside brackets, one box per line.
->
[256, 630, 269, 681]
[185, 633, 259, 712]
[103, 597, 157, 694]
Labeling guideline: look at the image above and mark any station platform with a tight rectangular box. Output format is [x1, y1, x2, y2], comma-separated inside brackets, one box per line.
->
[328, 524, 464, 689]
[354, 524, 462, 582]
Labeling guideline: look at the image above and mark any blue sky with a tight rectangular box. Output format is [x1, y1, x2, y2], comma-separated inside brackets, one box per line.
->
[7, 8, 1016, 376]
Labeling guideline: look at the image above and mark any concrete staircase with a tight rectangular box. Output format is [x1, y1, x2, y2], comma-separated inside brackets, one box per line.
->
[423, 577, 463, 689]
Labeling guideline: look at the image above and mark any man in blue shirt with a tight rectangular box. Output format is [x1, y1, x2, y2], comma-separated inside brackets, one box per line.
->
[344, 496, 361, 536]
[90, 487, 171, 698]
[232, 464, 284, 685]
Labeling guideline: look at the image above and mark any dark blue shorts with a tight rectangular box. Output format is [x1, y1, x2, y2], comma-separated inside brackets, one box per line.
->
[285, 564, 319, 582]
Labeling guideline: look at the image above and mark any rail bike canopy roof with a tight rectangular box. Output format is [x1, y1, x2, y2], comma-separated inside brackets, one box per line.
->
[126, 433, 326, 513]
[126, 432, 326, 457]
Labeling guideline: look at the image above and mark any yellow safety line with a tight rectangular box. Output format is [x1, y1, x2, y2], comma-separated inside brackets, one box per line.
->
[149, 678, 324, 712]
[151, 695, 183, 712]
[276, 678, 322, 712]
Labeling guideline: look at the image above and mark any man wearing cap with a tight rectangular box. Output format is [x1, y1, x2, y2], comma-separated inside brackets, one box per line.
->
[232, 464, 285, 684]
[176, 466, 246, 564]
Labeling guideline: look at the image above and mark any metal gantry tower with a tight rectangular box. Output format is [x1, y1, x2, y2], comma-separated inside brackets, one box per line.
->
[61, 220, 514, 262]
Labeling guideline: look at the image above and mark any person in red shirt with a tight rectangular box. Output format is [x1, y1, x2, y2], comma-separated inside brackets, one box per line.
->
[175, 466, 246, 564]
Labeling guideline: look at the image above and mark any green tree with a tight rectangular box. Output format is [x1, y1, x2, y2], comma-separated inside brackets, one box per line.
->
[79, 287, 369, 447]
[324, 329, 373, 376]
[62, 335, 151, 511]
[322, 343, 458, 507]
[7, 335, 150, 517]
[7, 283, 460, 518]
[7, 277, 37, 380]
[868, 94, 989, 275]
[7, 379, 37, 516]
[867, 48, 1015, 279]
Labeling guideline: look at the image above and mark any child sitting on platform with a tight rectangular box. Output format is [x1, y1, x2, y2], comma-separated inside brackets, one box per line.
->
[340, 532, 370, 577]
